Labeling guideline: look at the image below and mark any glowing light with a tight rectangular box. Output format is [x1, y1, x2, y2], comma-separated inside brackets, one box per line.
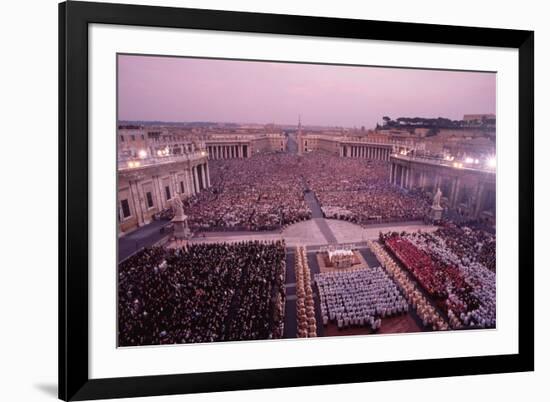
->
[127, 161, 134, 168]
[486, 157, 496, 168]
[465, 157, 474, 164]
[138, 149, 148, 159]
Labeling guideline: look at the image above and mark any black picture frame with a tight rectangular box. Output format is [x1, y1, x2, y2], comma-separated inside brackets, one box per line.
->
[59, 1, 534, 400]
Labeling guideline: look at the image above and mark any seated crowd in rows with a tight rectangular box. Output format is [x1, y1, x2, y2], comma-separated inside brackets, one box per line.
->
[302, 153, 431, 223]
[185, 153, 311, 231]
[315, 266, 408, 331]
[434, 224, 496, 273]
[118, 240, 286, 346]
[182, 151, 431, 232]
[380, 226, 495, 329]
[368, 240, 448, 330]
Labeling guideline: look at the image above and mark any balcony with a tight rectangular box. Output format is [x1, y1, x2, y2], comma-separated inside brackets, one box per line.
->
[118, 151, 208, 171]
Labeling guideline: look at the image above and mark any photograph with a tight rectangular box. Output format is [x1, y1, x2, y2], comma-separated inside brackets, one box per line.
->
[116, 54, 497, 347]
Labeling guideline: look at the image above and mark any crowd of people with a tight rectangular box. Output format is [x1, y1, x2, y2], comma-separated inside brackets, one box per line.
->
[380, 227, 496, 329]
[182, 151, 432, 232]
[434, 224, 496, 272]
[302, 153, 431, 223]
[315, 266, 408, 331]
[118, 240, 286, 346]
[368, 240, 448, 330]
[185, 153, 311, 231]
[295, 246, 317, 338]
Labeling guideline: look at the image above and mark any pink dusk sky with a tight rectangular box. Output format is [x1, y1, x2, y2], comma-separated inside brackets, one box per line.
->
[118, 54, 496, 128]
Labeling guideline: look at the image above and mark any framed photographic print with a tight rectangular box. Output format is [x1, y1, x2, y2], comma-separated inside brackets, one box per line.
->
[59, 1, 534, 400]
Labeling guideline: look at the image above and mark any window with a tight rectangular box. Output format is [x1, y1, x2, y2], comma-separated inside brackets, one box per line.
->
[120, 199, 131, 218]
[146, 191, 154, 208]
[180, 181, 185, 194]
[120, 135, 124, 142]
[141, 134, 145, 140]
[165, 186, 171, 200]
[131, 135, 136, 141]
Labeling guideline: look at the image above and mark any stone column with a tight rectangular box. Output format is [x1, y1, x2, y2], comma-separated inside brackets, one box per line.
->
[454, 178, 461, 208]
[473, 182, 485, 217]
[205, 162, 211, 187]
[130, 181, 145, 226]
[170, 172, 178, 197]
[153, 175, 164, 209]
[390, 163, 394, 184]
[191, 166, 196, 193]
[400, 166, 405, 188]
[200, 163, 207, 190]
[187, 169, 194, 196]
[434, 175, 441, 192]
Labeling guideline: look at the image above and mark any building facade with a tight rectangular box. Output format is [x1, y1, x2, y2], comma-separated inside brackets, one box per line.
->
[390, 154, 496, 219]
[297, 132, 418, 161]
[118, 152, 210, 235]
